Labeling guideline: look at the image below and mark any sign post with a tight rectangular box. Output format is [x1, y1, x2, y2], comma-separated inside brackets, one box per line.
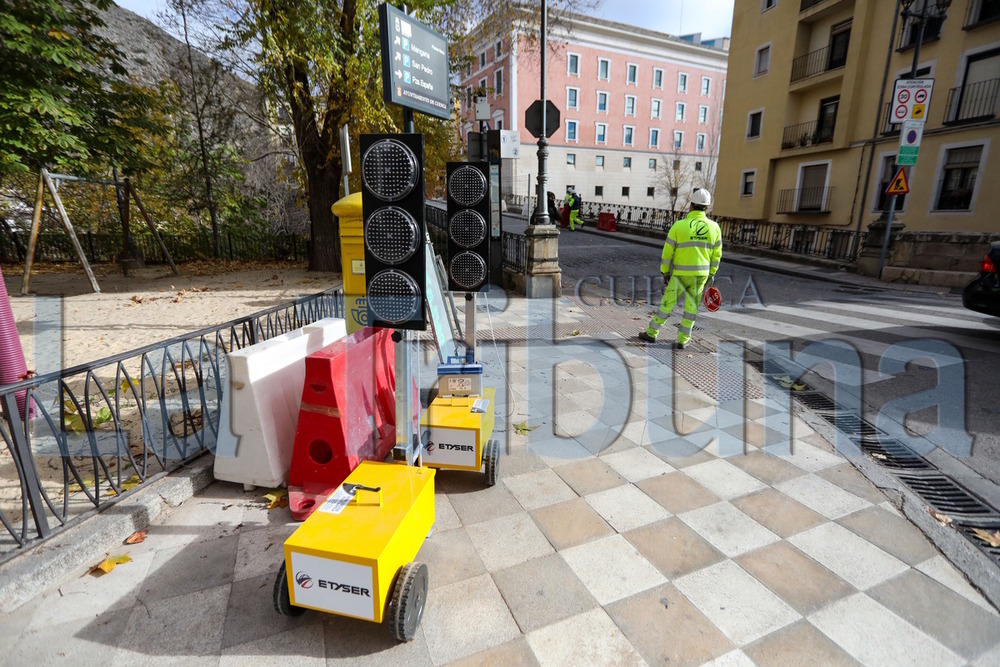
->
[878, 167, 911, 280]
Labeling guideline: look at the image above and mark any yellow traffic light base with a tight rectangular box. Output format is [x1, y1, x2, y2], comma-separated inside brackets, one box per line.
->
[420, 386, 499, 486]
[274, 461, 435, 642]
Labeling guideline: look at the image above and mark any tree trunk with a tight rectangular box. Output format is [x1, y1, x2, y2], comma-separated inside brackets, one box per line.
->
[305, 162, 341, 272]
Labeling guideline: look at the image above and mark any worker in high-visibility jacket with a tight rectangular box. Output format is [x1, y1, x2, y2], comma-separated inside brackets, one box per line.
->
[639, 188, 722, 349]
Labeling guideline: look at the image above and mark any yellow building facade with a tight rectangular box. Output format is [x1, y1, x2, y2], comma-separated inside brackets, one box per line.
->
[716, 0, 1000, 282]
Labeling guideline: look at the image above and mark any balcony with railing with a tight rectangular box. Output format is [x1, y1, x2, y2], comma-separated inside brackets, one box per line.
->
[790, 44, 848, 83]
[800, 0, 827, 11]
[965, 0, 1000, 28]
[943, 78, 1000, 124]
[781, 120, 835, 150]
[776, 187, 834, 214]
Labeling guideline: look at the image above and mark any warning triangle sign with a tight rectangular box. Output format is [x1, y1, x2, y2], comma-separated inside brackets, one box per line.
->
[886, 167, 910, 195]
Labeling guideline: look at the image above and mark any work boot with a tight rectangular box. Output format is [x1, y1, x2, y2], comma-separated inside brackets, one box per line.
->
[674, 341, 688, 350]
[638, 331, 657, 344]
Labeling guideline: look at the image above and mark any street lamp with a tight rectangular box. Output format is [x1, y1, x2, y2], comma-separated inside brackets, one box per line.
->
[900, 0, 951, 78]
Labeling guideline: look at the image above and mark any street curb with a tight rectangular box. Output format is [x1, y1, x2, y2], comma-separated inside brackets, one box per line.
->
[0, 455, 215, 612]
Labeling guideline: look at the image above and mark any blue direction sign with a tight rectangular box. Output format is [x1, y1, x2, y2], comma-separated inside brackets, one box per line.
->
[379, 4, 451, 120]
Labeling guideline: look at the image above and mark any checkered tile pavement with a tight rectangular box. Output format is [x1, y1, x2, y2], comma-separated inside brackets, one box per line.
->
[3, 297, 999, 666]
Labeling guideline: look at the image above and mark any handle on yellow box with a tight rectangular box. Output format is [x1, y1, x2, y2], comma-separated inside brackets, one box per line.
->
[345, 483, 383, 506]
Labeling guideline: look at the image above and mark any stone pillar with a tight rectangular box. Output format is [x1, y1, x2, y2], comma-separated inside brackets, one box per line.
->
[857, 219, 905, 278]
[524, 223, 562, 298]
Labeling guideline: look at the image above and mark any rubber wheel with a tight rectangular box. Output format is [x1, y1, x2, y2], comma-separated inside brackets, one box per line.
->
[484, 439, 499, 487]
[388, 561, 428, 642]
[273, 561, 305, 617]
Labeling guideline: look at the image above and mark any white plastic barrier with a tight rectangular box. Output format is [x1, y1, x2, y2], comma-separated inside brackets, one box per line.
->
[214, 318, 348, 489]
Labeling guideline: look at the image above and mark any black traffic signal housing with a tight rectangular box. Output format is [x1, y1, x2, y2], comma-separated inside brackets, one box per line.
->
[360, 133, 427, 331]
[446, 161, 491, 292]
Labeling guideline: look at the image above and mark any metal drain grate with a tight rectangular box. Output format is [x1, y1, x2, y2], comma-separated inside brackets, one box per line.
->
[821, 412, 883, 438]
[793, 391, 840, 413]
[896, 474, 997, 517]
[852, 436, 933, 471]
[955, 522, 1000, 564]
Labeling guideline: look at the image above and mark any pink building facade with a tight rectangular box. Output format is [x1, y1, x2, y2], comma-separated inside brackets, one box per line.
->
[458, 13, 729, 210]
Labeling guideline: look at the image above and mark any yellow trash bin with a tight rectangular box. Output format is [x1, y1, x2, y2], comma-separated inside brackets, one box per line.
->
[333, 192, 367, 334]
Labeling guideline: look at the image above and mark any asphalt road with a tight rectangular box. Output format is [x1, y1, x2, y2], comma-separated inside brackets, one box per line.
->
[506, 215, 1000, 490]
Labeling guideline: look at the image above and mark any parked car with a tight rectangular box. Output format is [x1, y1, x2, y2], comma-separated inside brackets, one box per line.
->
[963, 242, 1000, 317]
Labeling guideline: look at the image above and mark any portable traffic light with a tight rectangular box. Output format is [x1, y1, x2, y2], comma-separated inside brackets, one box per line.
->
[446, 161, 491, 292]
[360, 133, 427, 331]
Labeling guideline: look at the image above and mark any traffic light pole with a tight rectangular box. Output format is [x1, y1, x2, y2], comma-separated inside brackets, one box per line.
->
[396, 108, 418, 465]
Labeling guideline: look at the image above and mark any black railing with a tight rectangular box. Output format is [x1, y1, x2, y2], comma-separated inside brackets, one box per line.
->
[0, 288, 343, 559]
[790, 45, 846, 82]
[943, 78, 1000, 124]
[777, 187, 834, 213]
[966, 0, 1000, 27]
[0, 228, 306, 265]
[800, 0, 826, 10]
[781, 120, 835, 149]
[898, 15, 944, 50]
[502, 231, 527, 272]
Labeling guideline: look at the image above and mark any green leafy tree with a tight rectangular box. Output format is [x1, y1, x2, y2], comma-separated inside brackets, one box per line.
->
[0, 0, 159, 177]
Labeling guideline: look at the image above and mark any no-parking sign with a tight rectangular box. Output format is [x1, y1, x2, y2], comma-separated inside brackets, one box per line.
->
[892, 78, 934, 123]
[897, 120, 924, 166]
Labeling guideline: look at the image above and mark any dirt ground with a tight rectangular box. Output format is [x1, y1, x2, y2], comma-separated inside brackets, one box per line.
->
[3, 260, 343, 371]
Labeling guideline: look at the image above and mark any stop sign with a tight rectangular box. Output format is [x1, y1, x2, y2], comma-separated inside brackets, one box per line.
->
[525, 100, 560, 139]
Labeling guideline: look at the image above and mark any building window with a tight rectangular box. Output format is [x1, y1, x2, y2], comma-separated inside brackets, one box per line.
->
[649, 158, 657, 169]
[624, 126, 634, 145]
[494, 69, 503, 96]
[567, 87, 579, 110]
[741, 170, 756, 196]
[678, 72, 688, 92]
[479, 77, 487, 95]
[900, 2, 946, 50]
[651, 99, 662, 119]
[650, 128, 660, 148]
[495, 39, 502, 59]
[653, 68, 664, 88]
[695, 161, 703, 171]
[595, 185, 604, 196]
[875, 155, 906, 211]
[676, 102, 686, 121]
[968, 0, 1000, 26]
[798, 163, 829, 211]
[762, 0, 776, 11]
[567, 153, 576, 165]
[568, 53, 580, 76]
[701, 77, 711, 96]
[747, 110, 763, 138]
[466, 86, 473, 107]
[596, 122, 607, 143]
[480, 51, 486, 68]
[647, 187, 655, 197]
[597, 91, 608, 113]
[754, 44, 771, 76]
[622, 186, 631, 197]
[948, 48, 1000, 123]
[627, 63, 638, 84]
[566, 120, 578, 141]
[496, 118, 503, 130]
[598, 58, 610, 80]
[625, 95, 636, 116]
[673, 131, 683, 149]
[596, 155, 605, 167]
[673, 159, 680, 170]
[816, 96, 839, 143]
[696, 133, 706, 151]
[699, 105, 709, 124]
[670, 187, 678, 197]
[936, 145, 983, 210]
[623, 156, 632, 168]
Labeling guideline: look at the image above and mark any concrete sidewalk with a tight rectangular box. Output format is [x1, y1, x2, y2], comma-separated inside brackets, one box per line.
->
[2, 294, 999, 666]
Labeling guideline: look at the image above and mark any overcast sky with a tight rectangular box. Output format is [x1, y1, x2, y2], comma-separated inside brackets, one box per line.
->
[116, 0, 735, 40]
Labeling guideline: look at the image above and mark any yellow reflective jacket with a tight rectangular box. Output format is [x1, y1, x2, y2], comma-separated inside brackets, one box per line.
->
[660, 210, 722, 277]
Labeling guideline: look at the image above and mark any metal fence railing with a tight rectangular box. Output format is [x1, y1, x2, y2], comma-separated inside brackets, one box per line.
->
[502, 231, 527, 272]
[781, 120, 835, 150]
[943, 78, 1000, 124]
[0, 288, 343, 560]
[777, 187, 834, 214]
[790, 44, 845, 82]
[0, 228, 307, 265]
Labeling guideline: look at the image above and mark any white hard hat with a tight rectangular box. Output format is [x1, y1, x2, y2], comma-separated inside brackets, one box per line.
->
[690, 188, 712, 206]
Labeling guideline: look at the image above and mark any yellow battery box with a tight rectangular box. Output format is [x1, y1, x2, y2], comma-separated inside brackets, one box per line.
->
[278, 461, 435, 631]
[419, 387, 499, 484]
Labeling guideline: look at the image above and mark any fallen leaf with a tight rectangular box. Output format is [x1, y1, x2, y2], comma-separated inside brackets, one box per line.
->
[513, 421, 538, 436]
[572, 329, 580, 336]
[870, 452, 888, 461]
[264, 489, 288, 510]
[929, 508, 953, 526]
[131, 295, 144, 304]
[91, 554, 132, 575]
[107, 474, 142, 496]
[124, 530, 148, 545]
[67, 476, 95, 494]
[971, 528, 1000, 548]
[173, 296, 183, 303]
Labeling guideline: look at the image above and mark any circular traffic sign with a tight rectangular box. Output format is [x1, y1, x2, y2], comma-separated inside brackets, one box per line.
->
[703, 286, 722, 312]
[898, 89, 910, 104]
[906, 129, 918, 144]
[915, 89, 928, 103]
[895, 105, 908, 119]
